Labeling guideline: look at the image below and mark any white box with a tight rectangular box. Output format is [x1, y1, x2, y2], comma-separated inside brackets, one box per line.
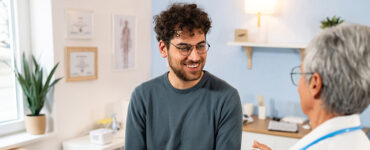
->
[258, 106, 267, 120]
[89, 128, 114, 145]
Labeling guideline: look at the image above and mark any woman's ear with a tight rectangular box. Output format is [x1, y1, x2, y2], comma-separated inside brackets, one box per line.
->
[309, 72, 323, 99]
[159, 40, 168, 58]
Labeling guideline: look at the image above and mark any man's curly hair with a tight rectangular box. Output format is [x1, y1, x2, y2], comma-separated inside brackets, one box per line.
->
[154, 3, 212, 46]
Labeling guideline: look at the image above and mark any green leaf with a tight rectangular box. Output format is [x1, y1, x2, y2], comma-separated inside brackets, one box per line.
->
[49, 77, 63, 88]
[13, 53, 63, 115]
[45, 63, 59, 87]
[320, 15, 344, 29]
[22, 54, 31, 84]
[40, 63, 55, 94]
[16, 74, 31, 96]
[32, 56, 39, 73]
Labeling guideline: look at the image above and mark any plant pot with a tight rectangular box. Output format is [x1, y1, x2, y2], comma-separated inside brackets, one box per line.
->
[25, 114, 46, 135]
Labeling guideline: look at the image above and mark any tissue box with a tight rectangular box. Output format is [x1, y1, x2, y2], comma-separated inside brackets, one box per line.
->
[89, 128, 113, 145]
[234, 29, 248, 42]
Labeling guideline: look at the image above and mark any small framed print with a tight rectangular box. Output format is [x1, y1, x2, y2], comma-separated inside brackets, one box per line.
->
[66, 9, 93, 39]
[112, 14, 136, 71]
[65, 47, 98, 82]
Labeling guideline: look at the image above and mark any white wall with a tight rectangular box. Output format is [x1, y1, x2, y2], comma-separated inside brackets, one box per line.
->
[21, 0, 152, 149]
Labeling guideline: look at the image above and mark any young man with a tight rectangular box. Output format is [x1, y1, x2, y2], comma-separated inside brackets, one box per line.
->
[125, 3, 242, 150]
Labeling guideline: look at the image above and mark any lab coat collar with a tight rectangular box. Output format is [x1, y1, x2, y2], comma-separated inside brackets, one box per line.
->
[290, 114, 361, 150]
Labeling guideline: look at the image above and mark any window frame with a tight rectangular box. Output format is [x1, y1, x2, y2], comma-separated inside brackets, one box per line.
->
[0, 0, 31, 136]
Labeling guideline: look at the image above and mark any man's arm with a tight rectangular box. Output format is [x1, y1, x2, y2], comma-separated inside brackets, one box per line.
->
[215, 90, 243, 150]
[125, 89, 146, 150]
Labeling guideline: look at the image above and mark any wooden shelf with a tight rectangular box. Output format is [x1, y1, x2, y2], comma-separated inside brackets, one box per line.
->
[228, 41, 307, 49]
[228, 41, 307, 69]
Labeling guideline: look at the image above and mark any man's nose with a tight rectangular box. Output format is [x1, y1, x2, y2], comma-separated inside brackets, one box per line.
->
[187, 47, 201, 61]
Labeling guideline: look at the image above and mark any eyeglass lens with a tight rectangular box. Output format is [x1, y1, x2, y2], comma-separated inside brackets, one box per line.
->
[291, 66, 301, 86]
[174, 42, 209, 56]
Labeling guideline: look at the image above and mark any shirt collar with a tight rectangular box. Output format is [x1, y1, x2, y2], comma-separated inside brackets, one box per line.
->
[290, 114, 362, 150]
[163, 70, 210, 94]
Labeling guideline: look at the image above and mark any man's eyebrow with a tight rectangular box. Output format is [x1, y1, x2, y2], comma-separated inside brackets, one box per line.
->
[177, 43, 191, 46]
[176, 40, 206, 46]
[197, 41, 206, 44]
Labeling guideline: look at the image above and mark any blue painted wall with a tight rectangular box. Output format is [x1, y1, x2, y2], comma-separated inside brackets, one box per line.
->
[151, 0, 370, 126]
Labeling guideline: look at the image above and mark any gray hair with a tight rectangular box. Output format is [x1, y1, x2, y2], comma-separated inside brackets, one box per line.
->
[303, 23, 370, 115]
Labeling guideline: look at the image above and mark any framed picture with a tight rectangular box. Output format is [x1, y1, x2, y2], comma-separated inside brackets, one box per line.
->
[65, 47, 98, 82]
[112, 14, 136, 71]
[66, 9, 93, 39]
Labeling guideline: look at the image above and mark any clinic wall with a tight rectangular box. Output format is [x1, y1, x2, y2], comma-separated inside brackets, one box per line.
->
[151, 0, 370, 126]
[21, 0, 152, 149]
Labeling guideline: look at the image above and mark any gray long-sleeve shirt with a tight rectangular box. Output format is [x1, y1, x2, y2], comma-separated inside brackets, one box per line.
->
[125, 71, 242, 150]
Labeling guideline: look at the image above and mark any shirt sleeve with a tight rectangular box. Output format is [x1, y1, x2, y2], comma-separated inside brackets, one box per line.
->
[215, 90, 243, 150]
[125, 89, 147, 150]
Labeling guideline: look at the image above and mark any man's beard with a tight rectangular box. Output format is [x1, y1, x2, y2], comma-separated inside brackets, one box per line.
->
[168, 57, 204, 82]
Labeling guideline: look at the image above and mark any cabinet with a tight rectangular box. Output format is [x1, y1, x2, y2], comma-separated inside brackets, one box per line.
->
[242, 132, 299, 150]
[241, 115, 311, 150]
[62, 134, 124, 150]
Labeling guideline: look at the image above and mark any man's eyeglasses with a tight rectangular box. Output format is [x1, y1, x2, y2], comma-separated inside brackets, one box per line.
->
[290, 66, 314, 86]
[170, 42, 210, 56]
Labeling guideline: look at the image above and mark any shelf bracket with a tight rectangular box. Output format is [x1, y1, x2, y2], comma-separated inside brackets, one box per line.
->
[244, 46, 253, 69]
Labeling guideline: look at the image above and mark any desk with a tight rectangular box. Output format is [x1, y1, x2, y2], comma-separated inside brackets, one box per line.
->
[243, 116, 311, 139]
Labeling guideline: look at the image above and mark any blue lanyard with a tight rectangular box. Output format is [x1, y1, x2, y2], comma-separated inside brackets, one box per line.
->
[301, 126, 363, 150]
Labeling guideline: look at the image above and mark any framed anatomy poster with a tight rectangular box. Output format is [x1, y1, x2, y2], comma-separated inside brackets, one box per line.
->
[66, 9, 94, 39]
[112, 14, 135, 71]
[65, 47, 98, 82]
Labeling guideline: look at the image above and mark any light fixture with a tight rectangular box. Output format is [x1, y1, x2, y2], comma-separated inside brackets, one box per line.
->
[245, 0, 278, 27]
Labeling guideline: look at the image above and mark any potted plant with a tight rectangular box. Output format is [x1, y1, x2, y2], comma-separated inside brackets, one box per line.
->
[320, 15, 344, 29]
[14, 54, 62, 135]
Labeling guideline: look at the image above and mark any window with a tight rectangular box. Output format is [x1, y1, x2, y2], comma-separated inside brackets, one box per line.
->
[0, 0, 25, 136]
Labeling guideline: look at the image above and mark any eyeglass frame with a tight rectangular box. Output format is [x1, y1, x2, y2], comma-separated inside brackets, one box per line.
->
[290, 65, 314, 86]
[169, 41, 210, 56]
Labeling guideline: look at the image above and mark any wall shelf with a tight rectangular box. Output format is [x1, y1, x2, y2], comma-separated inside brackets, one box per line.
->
[228, 41, 307, 69]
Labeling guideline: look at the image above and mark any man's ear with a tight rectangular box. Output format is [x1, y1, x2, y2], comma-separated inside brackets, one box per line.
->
[309, 72, 323, 99]
[159, 40, 168, 58]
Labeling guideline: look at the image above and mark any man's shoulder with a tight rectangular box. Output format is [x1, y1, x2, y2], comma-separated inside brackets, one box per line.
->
[205, 71, 237, 93]
[133, 73, 166, 95]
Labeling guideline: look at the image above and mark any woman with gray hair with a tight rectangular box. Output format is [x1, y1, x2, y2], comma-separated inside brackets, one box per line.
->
[253, 23, 370, 150]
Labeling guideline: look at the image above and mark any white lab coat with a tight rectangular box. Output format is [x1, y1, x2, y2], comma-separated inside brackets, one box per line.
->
[290, 114, 370, 150]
